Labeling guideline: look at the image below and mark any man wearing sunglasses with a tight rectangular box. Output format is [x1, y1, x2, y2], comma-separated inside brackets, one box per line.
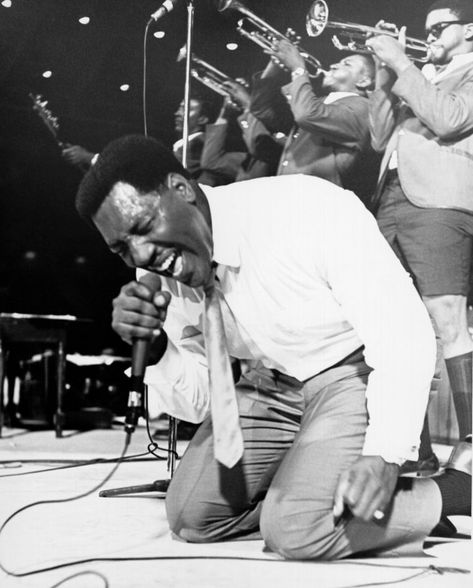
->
[366, 0, 473, 494]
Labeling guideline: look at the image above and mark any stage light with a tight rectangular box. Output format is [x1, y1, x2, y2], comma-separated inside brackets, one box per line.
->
[120, 84, 130, 92]
[153, 31, 166, 39]
[42, 70, 52, 78]
[1, 0, 12, 8]
[226, 42, 238, 51]
[78, 16, 90, 25]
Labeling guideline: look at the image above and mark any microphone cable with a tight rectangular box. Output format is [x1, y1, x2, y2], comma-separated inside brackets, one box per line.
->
[0, 386, 181, 479]
[0, 414, 468, 585]
[0, 431, 131, 582]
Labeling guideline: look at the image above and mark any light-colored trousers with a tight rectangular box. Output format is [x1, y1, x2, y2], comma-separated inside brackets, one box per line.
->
[166, 351, 441, 559]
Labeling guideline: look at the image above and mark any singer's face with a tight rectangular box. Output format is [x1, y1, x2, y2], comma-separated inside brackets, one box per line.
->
[93, 177, 214, 288]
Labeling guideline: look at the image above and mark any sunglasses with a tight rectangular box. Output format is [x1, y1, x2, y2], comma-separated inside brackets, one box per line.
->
[425, 20, 470, 39]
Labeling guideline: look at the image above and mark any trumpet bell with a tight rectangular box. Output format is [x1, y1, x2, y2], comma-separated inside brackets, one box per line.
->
[305, 0, 430, 63]
[217, 0, 242, 12]
[306, 0, 329, 37]
[217, 0, 324, 78]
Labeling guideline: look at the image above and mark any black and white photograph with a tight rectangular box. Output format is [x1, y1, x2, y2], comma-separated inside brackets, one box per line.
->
[0, 1, 471, 586]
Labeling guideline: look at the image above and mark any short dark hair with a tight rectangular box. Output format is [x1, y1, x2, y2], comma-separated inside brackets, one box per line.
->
[75, 134, 190, 220]
[349, 53, 375, 94]
[428, 0, 473, 20]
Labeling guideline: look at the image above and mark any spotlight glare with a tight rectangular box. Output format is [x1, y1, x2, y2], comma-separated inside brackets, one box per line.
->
[1, 0, 13, 7]
[153, 31, 166, 39]
[120, 84, 130, 92]
[79, 16, 90, 25]
[226, 42, 238, 51]
[42, 70, 52, 78]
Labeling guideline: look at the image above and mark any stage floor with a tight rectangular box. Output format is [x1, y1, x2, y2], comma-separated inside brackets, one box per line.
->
[0, 426, 471, 588]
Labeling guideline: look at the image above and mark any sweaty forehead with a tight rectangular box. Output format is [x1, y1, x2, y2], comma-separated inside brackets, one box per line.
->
[105, 181, 160, 222]
[106, 182, 144, 220]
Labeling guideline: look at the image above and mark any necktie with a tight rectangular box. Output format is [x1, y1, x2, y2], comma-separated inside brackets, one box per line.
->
[203, 269, 244, 468]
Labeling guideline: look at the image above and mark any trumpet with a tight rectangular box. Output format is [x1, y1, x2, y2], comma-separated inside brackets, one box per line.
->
[177, 45, 249, 110]
[306, 0, 430, 64]
[217, 0, 324, 78]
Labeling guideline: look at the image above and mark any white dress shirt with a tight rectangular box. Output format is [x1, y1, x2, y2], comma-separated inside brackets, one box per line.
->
[141, 174, 436, 464]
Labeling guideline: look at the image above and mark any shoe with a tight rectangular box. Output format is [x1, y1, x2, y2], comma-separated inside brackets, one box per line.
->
[400, 453, 440, 477]
[430, 517, 457, 538]
[445, 436, 472, 475]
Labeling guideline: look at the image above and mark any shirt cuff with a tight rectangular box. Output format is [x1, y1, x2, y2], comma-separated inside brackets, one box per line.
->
[362, 434, 418, 466]
[138, 340, 209, 422]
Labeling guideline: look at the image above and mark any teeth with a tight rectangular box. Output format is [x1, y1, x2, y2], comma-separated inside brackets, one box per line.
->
[172, 255, 183, 277]
[157, 251, 176, 272]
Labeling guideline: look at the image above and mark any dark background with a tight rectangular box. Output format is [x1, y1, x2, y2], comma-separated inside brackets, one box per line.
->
[0, 0, 434, 353]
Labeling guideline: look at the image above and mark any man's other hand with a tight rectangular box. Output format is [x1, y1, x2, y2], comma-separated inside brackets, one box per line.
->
[333, 455, 400, 522]
[61, 145, 95, 167]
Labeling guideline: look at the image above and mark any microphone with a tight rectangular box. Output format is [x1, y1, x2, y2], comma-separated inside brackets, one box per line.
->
[150, 0, 178, 22]
[124, 272, 163, 434]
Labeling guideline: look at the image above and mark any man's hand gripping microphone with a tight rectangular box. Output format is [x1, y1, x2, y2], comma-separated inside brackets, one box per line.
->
[125, 273, 163, 435]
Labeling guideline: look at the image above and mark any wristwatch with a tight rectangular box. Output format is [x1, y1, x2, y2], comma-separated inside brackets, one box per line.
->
[291, 67, 307, 81]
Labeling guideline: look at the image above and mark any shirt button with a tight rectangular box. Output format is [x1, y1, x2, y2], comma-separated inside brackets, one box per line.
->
[399, 130, 405, 136]
[281, 160, 288, 167]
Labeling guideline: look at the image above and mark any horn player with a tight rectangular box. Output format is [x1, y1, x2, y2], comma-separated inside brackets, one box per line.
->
[367, 0, 473, 496]
[247, 35, 380, 204]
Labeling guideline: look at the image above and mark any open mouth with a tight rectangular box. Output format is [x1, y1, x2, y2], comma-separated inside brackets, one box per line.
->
[155, 250, 183, 278]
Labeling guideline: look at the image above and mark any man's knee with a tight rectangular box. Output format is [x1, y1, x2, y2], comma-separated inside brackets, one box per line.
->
[165, 484, 213, 543]
[260, 498, 343, 560]
[423, 295, 467, 345]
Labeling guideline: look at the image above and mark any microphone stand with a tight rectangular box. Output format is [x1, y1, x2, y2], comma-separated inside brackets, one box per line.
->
[99, 1, 197, 499]
[181, 0, 195, 168]
[99, 407, 177, 497]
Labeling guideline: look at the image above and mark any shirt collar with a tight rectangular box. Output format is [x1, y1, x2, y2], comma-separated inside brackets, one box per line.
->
[323, 91, 359, 104]
[172, 131, 204, 152]
[201, 184, 241, 269]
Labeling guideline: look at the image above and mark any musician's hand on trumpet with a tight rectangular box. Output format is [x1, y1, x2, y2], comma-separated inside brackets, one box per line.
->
[222, 79, 251, 110]
[264, 38, 306, 77]
[365, 25, 412, 76]
[371, 20, 400, 36]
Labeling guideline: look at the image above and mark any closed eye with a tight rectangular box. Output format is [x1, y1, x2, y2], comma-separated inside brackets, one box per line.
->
[132, 218, 153, 236]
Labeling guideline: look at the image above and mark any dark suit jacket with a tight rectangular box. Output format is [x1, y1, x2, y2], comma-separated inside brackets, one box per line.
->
[174, 130, 238, 187]
[173, 132, 206, 178]
[250, 73, 379, 202]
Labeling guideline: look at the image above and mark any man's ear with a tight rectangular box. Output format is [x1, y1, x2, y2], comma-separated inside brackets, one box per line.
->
[165, 172, 196, 203]
[464, 22, 473, 42]
[197, 113, 209, 127]
[355, 75, 374, 93]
